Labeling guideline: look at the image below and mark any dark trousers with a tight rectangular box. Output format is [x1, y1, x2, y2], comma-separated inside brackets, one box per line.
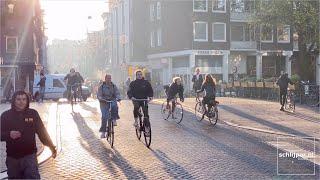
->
[6, 153, 40, 179]
[280, 90, 287, 107]
[133, 101, 149, 119]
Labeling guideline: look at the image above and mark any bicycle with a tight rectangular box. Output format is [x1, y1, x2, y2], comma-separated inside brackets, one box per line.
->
[161, 98, 184, 124]
[284, 88, 295, 112]
[194, 93, 219, 126]
[100, 99, 117, 148]
[132, 98, 152, 148]
[69, 83, 81, 112]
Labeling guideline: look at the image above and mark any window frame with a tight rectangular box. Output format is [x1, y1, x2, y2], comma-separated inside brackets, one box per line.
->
[193, 21, 208, 42]
[193, 0, 208, 12]
[6, 36, 18, 53]
[150, 31, 155, 48]
[212, 22, 226, 42]
[212, 0, 226, 13]
[156, 1, 161, 20]
[260, 24, 273, 43]
[157, 28, 162, 46]
[277, 25, 290, 43]
[150, 4, 155, 21]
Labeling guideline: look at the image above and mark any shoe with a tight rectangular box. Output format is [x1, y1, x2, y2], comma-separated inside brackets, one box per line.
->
[201, 114, 205, 120]
[113, 120, 117, 126]
[100, 132, 106, 138]
[280, 107, 284, 111]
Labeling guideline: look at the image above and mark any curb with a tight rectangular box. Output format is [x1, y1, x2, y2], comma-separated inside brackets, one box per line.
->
[152, 99, 320, 142]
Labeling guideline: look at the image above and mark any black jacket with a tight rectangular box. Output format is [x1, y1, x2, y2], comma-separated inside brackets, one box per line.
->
[167, 83, 184, 100]
[37, 76, 46, 87]
[127, 79, 153, 99]
[276, 74, 293, 91]
[192, 74, 203, 90]
[1, 108, 55, 158]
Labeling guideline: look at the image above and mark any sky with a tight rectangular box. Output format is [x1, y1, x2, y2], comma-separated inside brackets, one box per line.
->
[41, 0, 108, 43]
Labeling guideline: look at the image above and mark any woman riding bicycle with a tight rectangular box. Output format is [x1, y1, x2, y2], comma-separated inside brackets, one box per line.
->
[166, 77, 184, 118]
[97, 74, 121, 138]
[197, 74, 216, 119]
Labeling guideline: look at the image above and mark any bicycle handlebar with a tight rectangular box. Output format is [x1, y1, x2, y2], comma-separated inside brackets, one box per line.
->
[131, 98, 151, 101]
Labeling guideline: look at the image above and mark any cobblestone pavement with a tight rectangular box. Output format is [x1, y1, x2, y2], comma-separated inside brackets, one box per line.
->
[38, 99, 319, 179]
[0, 102, 54, 172]
[174, 97, 320, 139]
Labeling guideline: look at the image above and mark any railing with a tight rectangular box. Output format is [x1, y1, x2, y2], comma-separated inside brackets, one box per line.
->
[230, 41, 257, 50]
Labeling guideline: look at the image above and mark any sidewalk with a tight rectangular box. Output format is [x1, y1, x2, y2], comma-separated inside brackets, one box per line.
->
[154, 97, 320, 139]
[0, 102, 54, 172]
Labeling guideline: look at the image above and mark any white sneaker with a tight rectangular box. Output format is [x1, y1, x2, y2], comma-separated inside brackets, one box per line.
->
[133, 118, 138, 127]
[113, 120, 117, 126]
[100, 132, 106, 138]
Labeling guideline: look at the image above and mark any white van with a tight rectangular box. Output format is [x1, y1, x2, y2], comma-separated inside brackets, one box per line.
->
[33, 74, 91, 101]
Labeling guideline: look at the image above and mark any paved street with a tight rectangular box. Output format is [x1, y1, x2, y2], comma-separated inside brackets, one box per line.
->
[35, 98, 319, 179]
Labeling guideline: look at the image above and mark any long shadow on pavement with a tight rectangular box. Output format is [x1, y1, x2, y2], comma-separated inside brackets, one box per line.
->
[220, 104, 311, 137]
[79, 103, 99, 114]
[151, 150, 195, 179]
[71, 112, 147, 179]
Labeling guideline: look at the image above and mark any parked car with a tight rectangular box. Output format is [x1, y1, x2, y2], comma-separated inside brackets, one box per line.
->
[33, 74, 91, 101]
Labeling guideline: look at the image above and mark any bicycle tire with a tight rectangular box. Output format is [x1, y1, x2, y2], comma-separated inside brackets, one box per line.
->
[109, 120, 114, 148]
[71, 93, 74, 112]
[173, 102, 183, 124]
[143, 118, 152, 148]
[195, 102, 204, 121]
[161, 102, 170, 120]
[135, 116, 142, 140]
[209, 107, 218, 126]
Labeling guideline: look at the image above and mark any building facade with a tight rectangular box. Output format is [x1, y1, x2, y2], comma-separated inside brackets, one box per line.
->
[0, 0, 46, 99]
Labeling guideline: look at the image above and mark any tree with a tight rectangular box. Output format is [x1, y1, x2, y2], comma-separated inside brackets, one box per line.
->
[252, 0, 319, 81]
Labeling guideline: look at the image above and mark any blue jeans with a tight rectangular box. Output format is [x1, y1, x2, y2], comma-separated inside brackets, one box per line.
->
[6, 153, 40, 179]
[39, 86, 45, 101]
[99, 101, 119, 132]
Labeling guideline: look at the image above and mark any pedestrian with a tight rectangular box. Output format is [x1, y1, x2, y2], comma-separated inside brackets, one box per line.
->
[1, 91, 57, 179]
[276, 73, 293, 111]
[37, 72, 46, 102]
[75, 72, 84, 101]
[192, 68, 203, 95]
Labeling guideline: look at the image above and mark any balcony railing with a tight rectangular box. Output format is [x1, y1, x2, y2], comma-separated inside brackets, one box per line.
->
[230, 12, 252, 22]
[230, 41, 257, 50]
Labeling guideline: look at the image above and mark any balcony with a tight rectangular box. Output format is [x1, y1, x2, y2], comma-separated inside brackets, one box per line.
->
[230, 41, 257, 50]
[230, 12, 252, 22]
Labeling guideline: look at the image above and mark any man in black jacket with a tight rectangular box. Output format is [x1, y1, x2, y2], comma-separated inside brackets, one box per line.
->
[166, 77, 184, 118]
[127, 70, 153, 126]
[37, 72, 46, 102]
[276, 73, 293, 111]
[192, 68, 203, 93]
[1, 91, 57, 179]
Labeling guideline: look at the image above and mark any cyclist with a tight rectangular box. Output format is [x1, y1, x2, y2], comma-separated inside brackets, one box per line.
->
[64, 68, 78, 101]
[127, 70, 153, 127]
[165, 77, 184, 118]
[197, 74, 217, 120]
[97, 74, 121, 138]
[276, 72, 293, 111]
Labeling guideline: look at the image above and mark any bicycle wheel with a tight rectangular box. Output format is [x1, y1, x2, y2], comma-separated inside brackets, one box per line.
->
[135, 116, 142, 140]
[106, 119, 114, 148]
[71, 93, 74, 112]
[209, 106, 218, 126]
[195, 102, 204, 121]
[161, 102, 170, 120]
[143, 118, 152, 148]
[173, 103, 183, 124]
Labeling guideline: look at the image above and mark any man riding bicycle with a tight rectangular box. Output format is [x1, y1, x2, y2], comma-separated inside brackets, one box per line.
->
[197, 74, 217, 120]
[97, 74, 121, 138]
[64, 68, 79, 101]
[276, 72, 293, 111]
[127, 70, 153, 127]
[165, 77, 184, 119]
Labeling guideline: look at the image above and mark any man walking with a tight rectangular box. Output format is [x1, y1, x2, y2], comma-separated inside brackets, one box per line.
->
[192, 68, 203, 93]
[37, 72, 46, 102]
[1, 91, 57, 179]
[276, 73, 293, 111]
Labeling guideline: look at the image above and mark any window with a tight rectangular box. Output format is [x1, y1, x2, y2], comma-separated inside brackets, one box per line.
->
[193, 0, 207, 12]
[260, 25, 273, 42]
[157, 28, 162, 46]
[156, 2, 161, 20]
[150, 4, 155, 21]
[6, 36, 18, 53]
[231, 0, 254, 13]
[277, 25, 290, 43]
[195, 55, 223, 67]
[212, 0, 226, 12]
[150, 31, 155, 47]
[53, 79, 64, 88]
[231, 24, 255, 41]
[212, 23, 226, 42]
[193, 22, 208, 41]
[172, 56, 189, 68]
